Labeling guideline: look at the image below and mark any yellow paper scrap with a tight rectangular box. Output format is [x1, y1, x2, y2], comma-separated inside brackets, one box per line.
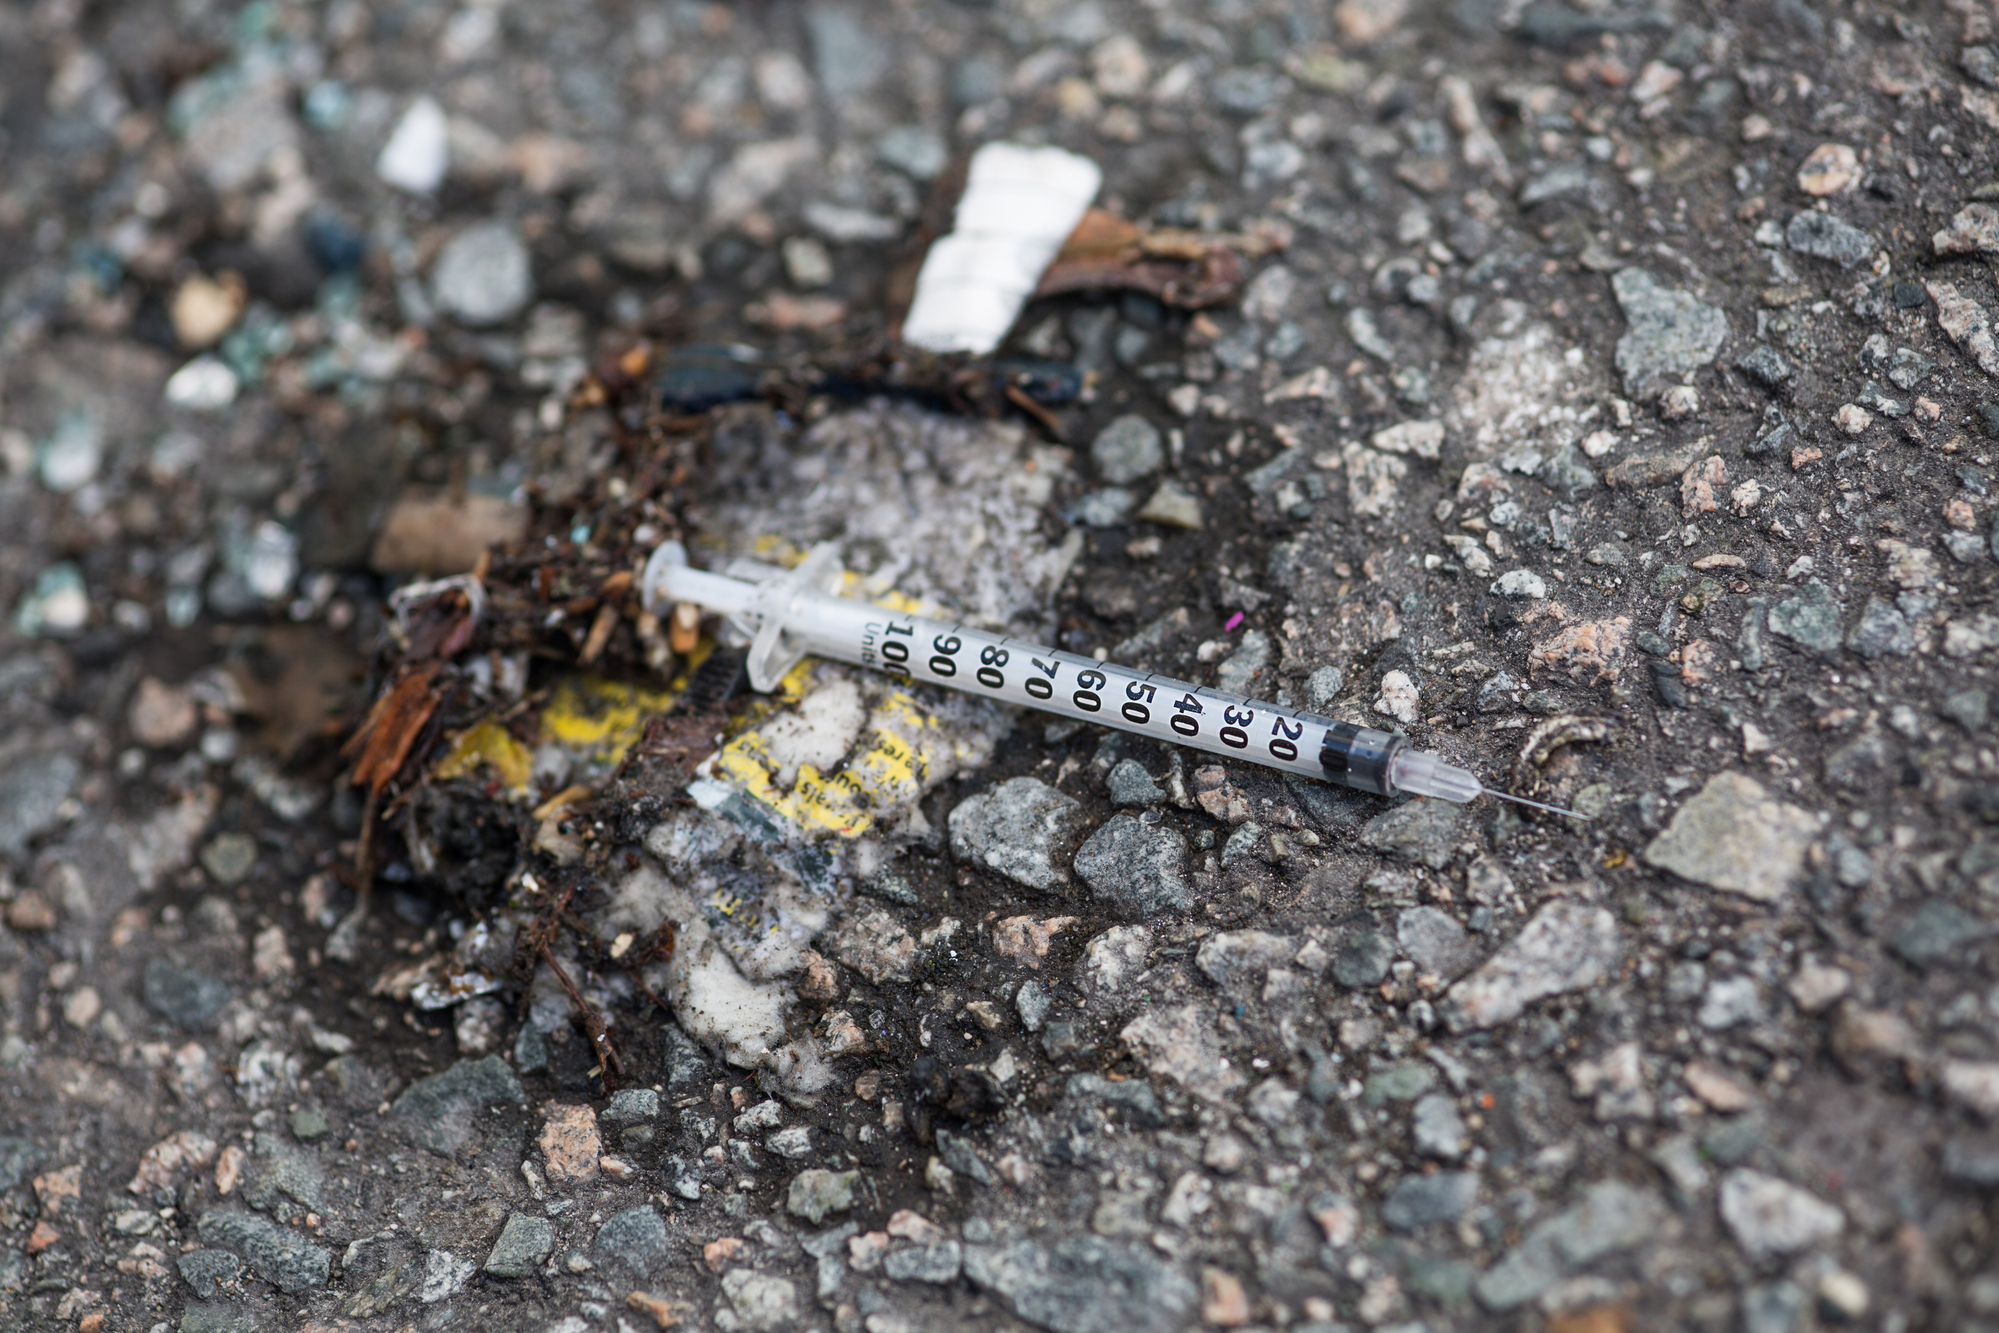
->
[431, 717, 534, 792]
[712, 686, 951, 839]
[540, 674, 682, 764]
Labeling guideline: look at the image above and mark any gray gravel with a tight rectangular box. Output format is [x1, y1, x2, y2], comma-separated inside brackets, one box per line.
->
[5, 1, 1999, 1331]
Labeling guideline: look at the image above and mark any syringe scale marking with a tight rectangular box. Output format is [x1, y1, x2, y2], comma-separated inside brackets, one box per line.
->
[644, 541, 1583, 816]
[873, 622, 1321, 775]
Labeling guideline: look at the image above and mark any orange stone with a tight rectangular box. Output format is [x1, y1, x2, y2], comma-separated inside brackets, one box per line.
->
[1683, 1060, 1757, 1113]
[1796, 142, 1859, 197]
[1200, 1267, 1250, 1327]
[796, 950, 839, 1002]
[540, 1104, 602, 1185]
[33, 1165, 81, 1217]
[991, 916, 1077, 969]
[1550, 1306, 1631, 1333]
[26, 1220, 58, 1253]
[1678, 639, 1719, 686]
[1527, 616, 1633, 687]
[626, 1290, 679, 1328]
[128, 1131, 219, 1194]
[79, 1312, 106, 1332]
[214, 1145, 245, 1196]
[702, 1237, 746, 1273]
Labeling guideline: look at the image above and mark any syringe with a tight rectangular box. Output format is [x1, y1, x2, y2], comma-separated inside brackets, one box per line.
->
[642, 541, 1581, 816]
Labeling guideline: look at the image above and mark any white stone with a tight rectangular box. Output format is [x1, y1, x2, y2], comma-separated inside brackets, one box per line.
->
[1786, 960, 1851, 1012]
[164, 356, 239, 411]
[804, 201, 902, 243]
[1240, 265, 1297, 323]
[377, 96, 450, 194]
[1567, 1040, 1653, 1120]
[1081, 925, 1152, 994]
[1444, 322, 1580, 459]
[1342, 442, 1407, 518]
[419, 1249, 475, 1303]
[1370, 419, 1445, 459]
[1373, 669, 1420, 724]
[1718, 1169, 1843, 1258]
[782, 236, 834, 289]
[1159, 1170, 1212, 1226]
[1491, 569, 1547, 598]
[720, 1270, 800, 1332]
[1442, 535, 1493, 574]
[431, 221, 534, 326]
[1643, 772, 1817, 903]
[755, 53, 814, 111]
[1120, 1003, 1243, 1102]
[1942, 1060, 1999, 1118]
[38, 414, 102, 493]
[244, 520, 298, 600]
[1444, 902, 1622, 1031]
[1698, 975, 1764, 1030]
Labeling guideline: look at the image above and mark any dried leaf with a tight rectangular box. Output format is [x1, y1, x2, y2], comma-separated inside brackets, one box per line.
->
[1033, 208, 1253, 308]
[345, 664, 446, 795]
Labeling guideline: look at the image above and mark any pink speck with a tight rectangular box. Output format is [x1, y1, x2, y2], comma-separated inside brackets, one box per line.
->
[1223, 611, 1245, 632]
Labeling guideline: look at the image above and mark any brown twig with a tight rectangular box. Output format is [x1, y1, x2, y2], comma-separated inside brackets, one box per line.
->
[1003, 382, 1065, 442]
[352, 785, 379, 908]
[540, 944, 623, 1085]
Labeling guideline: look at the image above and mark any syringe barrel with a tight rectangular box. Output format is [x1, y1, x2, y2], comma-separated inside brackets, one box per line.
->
[711, 585, 1439, 799]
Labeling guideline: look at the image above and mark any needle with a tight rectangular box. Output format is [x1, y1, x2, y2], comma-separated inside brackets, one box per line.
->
[1479, 787, 1591, 820]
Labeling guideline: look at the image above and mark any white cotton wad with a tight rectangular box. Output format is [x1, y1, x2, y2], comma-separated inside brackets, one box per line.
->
[900, 142, 1103, 355]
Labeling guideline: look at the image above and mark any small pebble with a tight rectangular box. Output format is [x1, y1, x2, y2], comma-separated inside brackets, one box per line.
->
[377, 96, 450, 194]
[1796, 142, 1860, 196]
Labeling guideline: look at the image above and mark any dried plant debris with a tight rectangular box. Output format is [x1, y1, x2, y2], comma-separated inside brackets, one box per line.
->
[1033, 207, 1262, 309]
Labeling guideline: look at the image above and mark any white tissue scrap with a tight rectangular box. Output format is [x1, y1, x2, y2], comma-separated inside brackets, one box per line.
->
[665, 919, 792, 1067]
[756, 676, 867, 787]
[900, 142, 1103, 355]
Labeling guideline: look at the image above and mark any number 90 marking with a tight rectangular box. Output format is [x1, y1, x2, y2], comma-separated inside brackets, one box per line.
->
[927, 633, 960, 677]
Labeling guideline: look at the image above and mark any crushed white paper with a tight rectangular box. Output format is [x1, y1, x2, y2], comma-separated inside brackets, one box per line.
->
[900, 142, 1103, 356]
